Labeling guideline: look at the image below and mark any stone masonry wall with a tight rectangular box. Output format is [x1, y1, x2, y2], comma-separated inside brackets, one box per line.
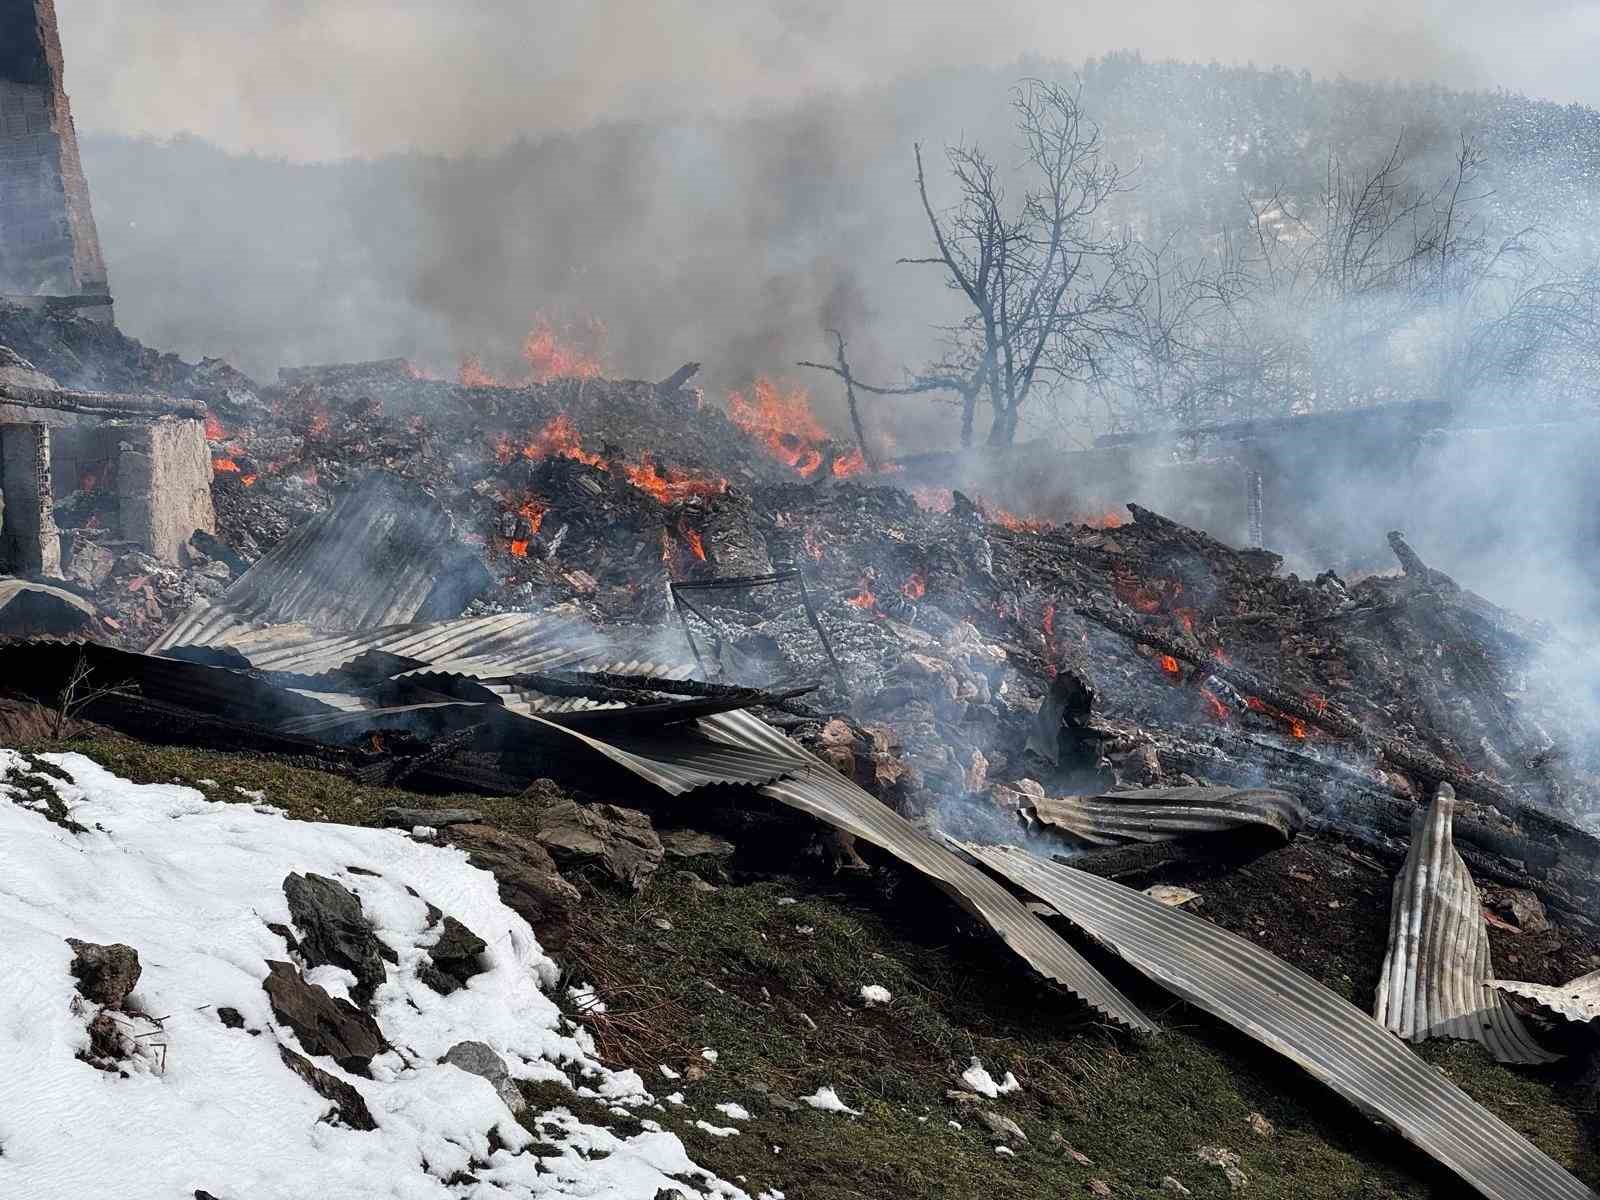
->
[0, 1, 110, 302]
[118, 418, 216, 563]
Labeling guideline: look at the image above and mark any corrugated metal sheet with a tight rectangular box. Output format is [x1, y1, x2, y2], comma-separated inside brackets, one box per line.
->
[1027, 786, 1304, 847]
[960, 841, 1595, 1200]
[1491, 971, 1600, 1024]
[151, 475, 490, 652]
[0, 578, 97, 634]
[1374, 784, 1556, 1065]
[159, 613, 607, 679]
[522, 706, 1155, 1033]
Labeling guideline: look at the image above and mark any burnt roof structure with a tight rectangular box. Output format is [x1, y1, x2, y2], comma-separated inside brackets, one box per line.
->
[0, 0, 111, 320]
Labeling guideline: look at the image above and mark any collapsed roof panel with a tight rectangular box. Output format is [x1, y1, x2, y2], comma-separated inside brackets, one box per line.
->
[1027, 786, 1305, 847]
[1374, 784, 1556, 1065]
[151, 474, 491, 651]
[960, 841, 1593, 1200]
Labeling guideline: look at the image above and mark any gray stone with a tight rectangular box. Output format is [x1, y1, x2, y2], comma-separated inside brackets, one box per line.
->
[380, 806, 484, 829]
[65, 538, 115, 589]
[659, 829, 736, 859]
[445, 823, 581, 925]
[278, 1043, 378, 1130]
[261, 960, 385, 1072]
[282, 872, 386, 1002]
[532, 799, 664, 892]
[65, 938, 141, 1007]
[418, 915, 488, 996]
[441, 1040, 526, 1113]
[977, 1110, 1028, 1143]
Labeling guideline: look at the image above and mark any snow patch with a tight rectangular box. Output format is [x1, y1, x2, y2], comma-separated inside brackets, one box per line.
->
[801, 1086, 862, 1116]
[0, 750, 746, 1200]
[859, 984, 892, 1006]
[960, 1056, 1020, 1098]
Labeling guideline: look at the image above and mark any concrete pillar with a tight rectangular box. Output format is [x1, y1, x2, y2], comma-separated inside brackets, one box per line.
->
[0, 422, 61, 575]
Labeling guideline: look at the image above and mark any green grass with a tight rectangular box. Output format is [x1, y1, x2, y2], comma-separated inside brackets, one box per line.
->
[24, 729, 1600, 1199]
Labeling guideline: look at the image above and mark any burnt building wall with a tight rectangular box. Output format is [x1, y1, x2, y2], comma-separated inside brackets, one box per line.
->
[0, 0, 110, 314]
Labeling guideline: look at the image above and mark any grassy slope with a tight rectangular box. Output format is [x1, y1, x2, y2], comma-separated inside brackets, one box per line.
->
[29, 733, 1600, 1199]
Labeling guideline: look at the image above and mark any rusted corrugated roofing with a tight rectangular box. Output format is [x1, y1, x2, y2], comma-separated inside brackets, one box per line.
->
[521, 706, 1155, 1032]
[1374, 784, 1556, 1065]
[1491, 971, 1600, 1024]
[0, 578, 98, 636]
[151, 475, 490, 652]
[1027, 786, 1304, 847]
[960, 841, 1595, 1200]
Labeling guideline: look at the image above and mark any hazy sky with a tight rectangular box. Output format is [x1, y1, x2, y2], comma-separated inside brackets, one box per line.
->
[56, 1, 1600, 160]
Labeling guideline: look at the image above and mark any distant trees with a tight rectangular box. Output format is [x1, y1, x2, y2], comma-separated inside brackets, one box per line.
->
[810, 94, 1600, 447]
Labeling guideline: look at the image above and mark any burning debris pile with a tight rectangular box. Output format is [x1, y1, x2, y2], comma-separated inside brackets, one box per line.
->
[5, 307, 1600, 1199]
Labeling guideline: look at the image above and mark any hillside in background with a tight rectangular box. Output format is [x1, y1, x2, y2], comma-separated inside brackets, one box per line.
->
[81, 54, 1600, 445]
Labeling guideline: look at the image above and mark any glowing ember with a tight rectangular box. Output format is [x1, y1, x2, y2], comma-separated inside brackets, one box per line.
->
[623, 456, 727, 504]
[522, 316, 607, 383]
[212, 457, 241, 474]
[911, 486, 954, 513]
[1201, 689, 1230, 721]
[803, 526, 824, 561]
[845, 577, 878, 611]
[727, 377, 829, 477]
[240, 474, 258, 488]
[831, 446, 868, 478]
[682, 527, 707, 561]
[1113, 572, 1164, 614]
[1077, 510, 1125, 528]
[522, 413, 606, 468]
[981, 501, 1053, 533]
[1159, 654, 1183, 678]
[518, 498, 546, 535]
[509, 539, 530, 558]
[902, 571, 927, 600]
[459, 354, 501, 388]
[203, 414, 226, 441]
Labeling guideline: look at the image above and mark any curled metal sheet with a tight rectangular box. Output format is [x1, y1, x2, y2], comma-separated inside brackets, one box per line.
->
[960, 841, 1594, 1200]
[1028, 786, 1304, 847]
[1375, 784, 1556, 1065]
[1491, 972, 1600, 1024]
[522, 706, 1155, 1033]
[151, 475, 490, 652]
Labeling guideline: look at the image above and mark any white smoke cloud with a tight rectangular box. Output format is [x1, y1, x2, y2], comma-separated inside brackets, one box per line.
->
[56, 1, 1600, 160]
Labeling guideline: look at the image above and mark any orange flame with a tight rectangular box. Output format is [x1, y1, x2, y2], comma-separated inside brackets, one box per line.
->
[1159, 655, 1183, 678]
[509, 539, 530, 558]
[241, 473, 258, 488]
[204, 414, 226, 441]
[845, 577, 878, 611]
[623, 456, 727, 504]
[682, 527, 707, 561]
[902, 571, 926, 600]
[522, 316, 607, 383]
[459, 354, 502, 388]
[727, 377, 830, 477]
[213, 457, 241, 474]
[803, 526, 824, 561]
[832, 446, 868, 478]
[978, 498, 1052, 532]
[1201, 689, 1229, 721]
[1077, 510, 1125, 529]
[522, 412, 606, 468]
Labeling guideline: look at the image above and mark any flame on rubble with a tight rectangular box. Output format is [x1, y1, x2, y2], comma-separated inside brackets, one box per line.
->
[911, 486, 954, 514]
[522, 413, 607, 468]
[212, 457, 241, 474]
[1159, 654, 1183, 678]
[1201, 689, 1230, 721]
[459, 354, 501, 388]
[902, 571, 927, 601]
[980, 501, 1053, 533]
[522, 316, 607, 383]
[803, 526, 824, 561]
[831, 446, 868, 478]
[1113, 571, 1165, 615]
[1246, 695, 1309, 739]
[682, 527, 707, 562]
[240, 473, 258, 488]
[1078, 510, 1126, 528]
[727, 377, 829, 477]
[845, 577, 878, 611]
[509, 539, 530, 558]
[623, 456, 727, 504]
[204, 413, 226, 441]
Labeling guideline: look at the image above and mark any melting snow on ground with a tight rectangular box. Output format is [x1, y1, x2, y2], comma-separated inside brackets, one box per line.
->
[0, 750, 748, 1200]
[800, 1086, 862, 1116]
[960, 1056, 1020, 1099]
